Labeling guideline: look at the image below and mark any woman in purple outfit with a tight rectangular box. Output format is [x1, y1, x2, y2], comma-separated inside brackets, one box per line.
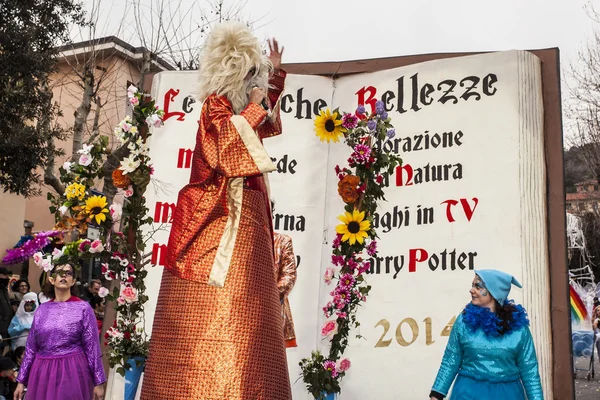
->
[13, 264, 106, 400]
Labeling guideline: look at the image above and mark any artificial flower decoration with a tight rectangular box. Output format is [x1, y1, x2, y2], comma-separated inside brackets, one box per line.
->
[335, 209, 371, 245]
[84, 195, 109, 224]
[64, 182, 86, 201]
[314, 109, 346, 143]
[119, 155, 141, 175]
[112, 168, 132, 189]
[337, 175, 360, 204]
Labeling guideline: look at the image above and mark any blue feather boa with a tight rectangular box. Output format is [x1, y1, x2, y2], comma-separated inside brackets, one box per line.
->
[462, 302, 529, 337]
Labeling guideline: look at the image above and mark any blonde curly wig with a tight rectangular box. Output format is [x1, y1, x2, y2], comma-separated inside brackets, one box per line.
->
[198, 21, 272, 114]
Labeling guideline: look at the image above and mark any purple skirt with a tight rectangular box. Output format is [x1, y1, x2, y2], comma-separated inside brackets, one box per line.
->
[25, 351, 94, 400]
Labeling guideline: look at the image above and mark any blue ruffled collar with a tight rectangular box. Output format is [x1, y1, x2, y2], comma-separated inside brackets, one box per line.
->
[462, 302, 529, 337]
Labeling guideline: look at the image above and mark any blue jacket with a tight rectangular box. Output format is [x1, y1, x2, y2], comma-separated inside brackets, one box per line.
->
[432, 304, 543, 399]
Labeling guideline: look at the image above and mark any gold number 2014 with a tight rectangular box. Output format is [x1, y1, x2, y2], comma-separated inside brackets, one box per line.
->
[374, 316, 456, 348]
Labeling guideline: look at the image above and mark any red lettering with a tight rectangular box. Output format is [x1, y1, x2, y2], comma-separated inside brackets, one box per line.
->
[395, 164, 413, 186]
[177, 148, 193, 169]
[459, 198, 479, 221]
[154, 202, 176, 223]
[163, 88, 186, 122]
[441, 199, 459, 222]
[356, 86, 377, 115]
[441, 198, 479, 222]
[409, 248, 428, 272]
[151, 243, 168, 266]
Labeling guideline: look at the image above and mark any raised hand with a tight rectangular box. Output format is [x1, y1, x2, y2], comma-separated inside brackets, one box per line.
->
[268, 38, 284, 72]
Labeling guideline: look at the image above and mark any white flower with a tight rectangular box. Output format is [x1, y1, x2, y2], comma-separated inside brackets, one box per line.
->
[145, 113, 163, 128]
[109, 203, 122, 221]
[127, 85, 138, 96]
[104, 271, 113, 281]
[59, 205, 69, 216]
[98, 287, 109, 298]
[62, 161, 73, 171]
[130, 126, 138, 135]
[119, 155, 141, 174]
[79, 153, 92, 167]
[89, 239, 104, 254]
[77, 143, 94, 155]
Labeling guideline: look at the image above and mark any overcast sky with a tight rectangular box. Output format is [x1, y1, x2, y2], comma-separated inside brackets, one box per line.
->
[81, 0, 599, 134]
[81, 0, 595, 63]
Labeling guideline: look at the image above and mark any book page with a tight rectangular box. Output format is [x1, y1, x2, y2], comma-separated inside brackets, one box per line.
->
[321, 50, 549, 399]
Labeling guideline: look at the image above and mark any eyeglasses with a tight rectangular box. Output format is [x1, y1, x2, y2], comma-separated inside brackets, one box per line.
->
[53, 270, 74, 278]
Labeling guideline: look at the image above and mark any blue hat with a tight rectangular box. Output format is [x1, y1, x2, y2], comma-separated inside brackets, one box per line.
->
[474, 269, 522, 305]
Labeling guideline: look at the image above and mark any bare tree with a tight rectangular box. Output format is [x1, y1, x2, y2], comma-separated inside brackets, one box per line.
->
[42, 0, 256, 206]
[566, 2, 600, 182]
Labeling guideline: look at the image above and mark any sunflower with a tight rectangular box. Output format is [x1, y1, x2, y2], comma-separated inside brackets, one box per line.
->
[314, 109, 346, 143]
[84, 195, 109, 225]
[335, 209, 371, 245]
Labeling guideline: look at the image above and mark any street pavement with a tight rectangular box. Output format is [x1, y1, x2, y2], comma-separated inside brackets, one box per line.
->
[575, 356, 600, 399]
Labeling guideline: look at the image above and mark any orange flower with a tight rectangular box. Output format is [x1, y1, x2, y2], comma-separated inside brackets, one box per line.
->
[112, 168, 132, 189]
[337, 175, 360, 204]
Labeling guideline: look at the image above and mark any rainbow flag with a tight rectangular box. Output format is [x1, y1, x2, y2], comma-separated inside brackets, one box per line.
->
[570, 285, 588, 322]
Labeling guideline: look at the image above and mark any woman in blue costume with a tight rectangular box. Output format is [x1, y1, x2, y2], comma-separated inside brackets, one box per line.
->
[429, 269, 543, 400]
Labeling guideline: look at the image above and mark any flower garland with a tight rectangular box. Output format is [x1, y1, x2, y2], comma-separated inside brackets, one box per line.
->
[300, 101, 401, 399]
[38, 84, 164, 376]
[2, 231, 62, 265]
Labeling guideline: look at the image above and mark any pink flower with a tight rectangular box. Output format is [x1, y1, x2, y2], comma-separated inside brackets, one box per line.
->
[323, 268, 334, 285]
[350, 144, 371, 164]
[109, 203, 122, 221]
[366, 240, 377, 256]
[149, 165, 155, 175]
[101, 263, 109, 274]
[358, 261, 371, 274]
[98, 287, 109, 298]
[331, 255, 344, 266]
[121, 123, 132, 132]
[336, 311, 347, 319]
[78, 239, 91, 252]
[337, 358, 351, 372]
[339, 273, 355, 288]
[321, 320, 338, 339]
[127, 264, 135, 274]
[78, 153, 93, 167]
[130, 96, 139, 106]
[332, 234, 342, 249]
[346, 258, 358, 272]
[123, 186, 133, 198]
[117, 296, 125, 305]
[88, 239, 104, 254]
[323, 360, 338, 377]
[121, 286, 138, 303]
[341, 113, 359, 129]
[40, 258, 53, 272]
[32, 252, 44, 266]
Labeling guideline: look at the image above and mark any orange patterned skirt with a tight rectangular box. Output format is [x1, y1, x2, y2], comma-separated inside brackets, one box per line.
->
[141, 190, 291, 400]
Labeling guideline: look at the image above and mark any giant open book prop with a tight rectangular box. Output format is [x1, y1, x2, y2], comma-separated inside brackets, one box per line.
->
[106, 50, 561, 400]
